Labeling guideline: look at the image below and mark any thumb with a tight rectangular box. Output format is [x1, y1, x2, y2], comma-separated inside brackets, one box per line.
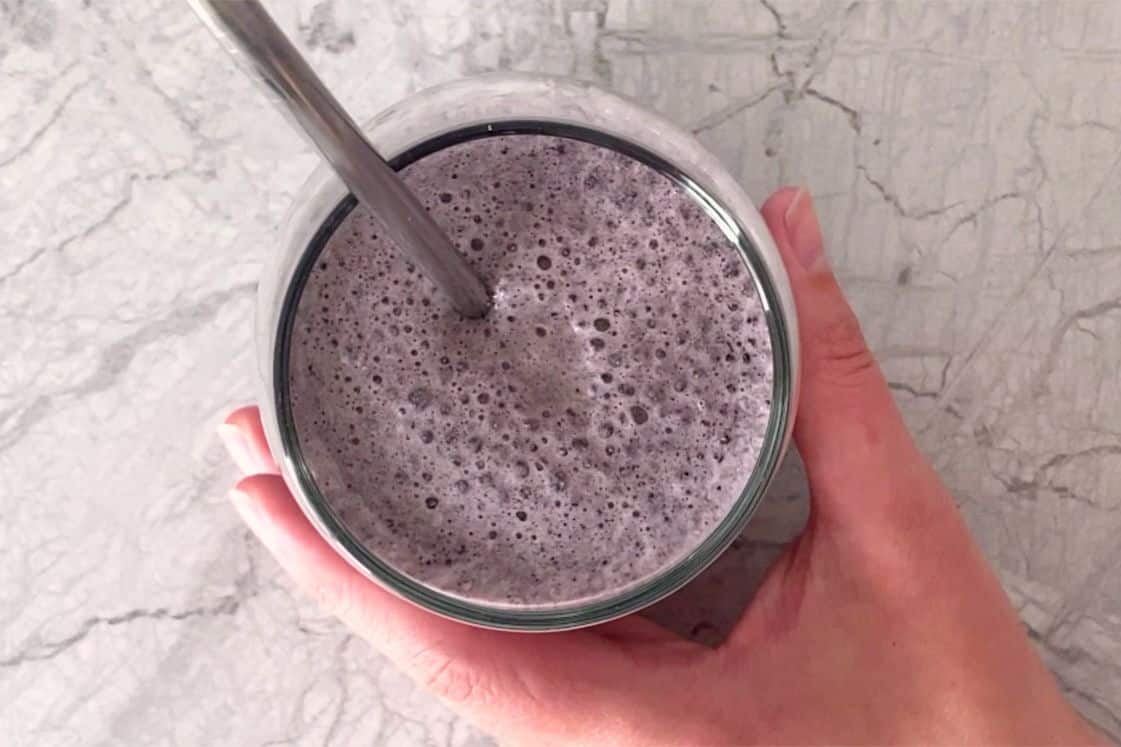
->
[761, 188, 934, 524]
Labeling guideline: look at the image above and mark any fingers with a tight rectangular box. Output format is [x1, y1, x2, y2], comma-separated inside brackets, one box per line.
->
[230, 470, 650, 737]
[217, 406, 279, 475]
[761, 188, 935, 523]
[217, 406, 649, 738]
[228, 474, 505, 684]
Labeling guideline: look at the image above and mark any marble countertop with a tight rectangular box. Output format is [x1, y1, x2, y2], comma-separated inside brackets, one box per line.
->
[3, 0, 1120, 744]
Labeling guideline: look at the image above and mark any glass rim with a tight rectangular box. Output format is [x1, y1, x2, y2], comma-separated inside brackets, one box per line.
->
[271, 121, 794, 631]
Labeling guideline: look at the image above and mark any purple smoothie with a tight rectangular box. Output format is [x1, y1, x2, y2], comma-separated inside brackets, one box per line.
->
[287, 133, 773, 607]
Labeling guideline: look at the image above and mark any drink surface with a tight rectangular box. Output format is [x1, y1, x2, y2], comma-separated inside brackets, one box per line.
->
[287, 132, 773, 607]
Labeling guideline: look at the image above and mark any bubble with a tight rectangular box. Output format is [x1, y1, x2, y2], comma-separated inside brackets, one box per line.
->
[288, 131, 774, 608]
[425, 497, 439, 509]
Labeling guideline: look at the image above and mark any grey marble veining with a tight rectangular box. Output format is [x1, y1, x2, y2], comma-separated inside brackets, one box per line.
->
[2, 1, 1119, 744]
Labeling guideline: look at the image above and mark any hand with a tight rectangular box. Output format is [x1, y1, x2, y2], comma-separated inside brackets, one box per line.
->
[219, 188, 1103, 745]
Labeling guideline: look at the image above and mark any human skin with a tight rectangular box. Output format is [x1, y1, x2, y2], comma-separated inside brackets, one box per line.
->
[219, 188, 1105, 745]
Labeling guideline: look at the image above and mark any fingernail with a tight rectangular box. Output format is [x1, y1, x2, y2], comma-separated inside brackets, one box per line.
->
[218, 423, 257, 475]
[229, 487, 266, 529]
[784, 188, 826, 271]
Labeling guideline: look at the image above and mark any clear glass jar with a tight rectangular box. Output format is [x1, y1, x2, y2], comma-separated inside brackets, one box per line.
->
[256, 73, 800, 631]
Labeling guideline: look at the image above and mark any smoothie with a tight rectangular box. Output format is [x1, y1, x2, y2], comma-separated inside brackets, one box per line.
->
[286, 132, 773, 607]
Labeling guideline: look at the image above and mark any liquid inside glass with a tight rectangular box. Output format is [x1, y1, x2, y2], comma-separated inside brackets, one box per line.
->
[279, 125, 775, 609]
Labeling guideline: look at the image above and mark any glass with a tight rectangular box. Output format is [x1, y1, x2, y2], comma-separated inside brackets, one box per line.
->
[256, 73, 801, 630]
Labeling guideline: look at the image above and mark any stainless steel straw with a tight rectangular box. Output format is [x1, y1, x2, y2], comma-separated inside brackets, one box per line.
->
[188, 0, 492, 318]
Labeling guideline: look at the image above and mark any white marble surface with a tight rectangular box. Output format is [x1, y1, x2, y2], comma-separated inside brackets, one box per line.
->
[2, 0, 1120, 744]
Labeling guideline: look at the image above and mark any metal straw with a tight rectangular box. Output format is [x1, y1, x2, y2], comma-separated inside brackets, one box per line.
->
[188, 0, 492, 318]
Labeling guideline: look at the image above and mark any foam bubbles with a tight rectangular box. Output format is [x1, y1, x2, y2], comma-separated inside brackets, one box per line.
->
[287, 133, 774, 608]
